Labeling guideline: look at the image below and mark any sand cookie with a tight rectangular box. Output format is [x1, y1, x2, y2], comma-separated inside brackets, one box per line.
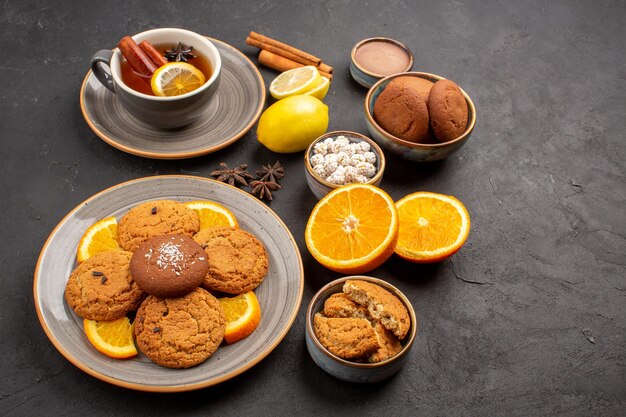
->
[193, 226, 269, 294]
[64, 251, 144, 321]
[313, 314, 379, 360]
[368, 322, 403, 363]
[373, 82, 429, 143]
[117, 200, 200, 252]
[388, 76, 434, 105]
[323, 293, 371, 321]
[343, 280, 411, 340]
[130, 234, 208, 298]
[428, 79, 469, 143]
[134, 287, 225, 369]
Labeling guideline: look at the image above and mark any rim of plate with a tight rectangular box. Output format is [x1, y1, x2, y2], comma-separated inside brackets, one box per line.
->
[33, 175, 304, 392]
[79, 37, 266, 159]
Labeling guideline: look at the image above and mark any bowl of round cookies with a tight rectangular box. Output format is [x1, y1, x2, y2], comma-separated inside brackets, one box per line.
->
[364, 72, 476, 162]
[305, 276, 417, 383]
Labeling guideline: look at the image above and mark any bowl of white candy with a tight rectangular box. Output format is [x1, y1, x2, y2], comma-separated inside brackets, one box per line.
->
[304, 131, 386, 199]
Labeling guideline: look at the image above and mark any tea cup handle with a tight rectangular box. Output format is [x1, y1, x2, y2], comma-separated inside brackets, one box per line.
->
[90, 50, 115, 93]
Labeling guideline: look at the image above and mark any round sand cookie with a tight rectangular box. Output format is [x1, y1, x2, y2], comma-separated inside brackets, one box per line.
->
[388, 76, 433, 105]
[313, 314, 379, 360]
[134, 287, 225, 369]
[193, 226, 269, 294]
[130, 234, 208, 298]
[343, 279, 411, 340]
[373, 82, 429, 143]
[64, 250, 144, 321]
[117, 200, 200, 252]
[428, 79, 469, 143]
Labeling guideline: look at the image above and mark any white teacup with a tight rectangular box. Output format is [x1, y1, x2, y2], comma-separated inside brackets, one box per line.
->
[91, 28, 221, 129]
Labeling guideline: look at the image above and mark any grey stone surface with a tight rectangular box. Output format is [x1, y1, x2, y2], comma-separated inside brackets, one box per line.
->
[1, 0, 624, 415]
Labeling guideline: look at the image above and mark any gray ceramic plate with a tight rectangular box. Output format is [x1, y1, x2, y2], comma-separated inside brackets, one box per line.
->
[34, 176, 303, 392]
[80, 38, 265, 159]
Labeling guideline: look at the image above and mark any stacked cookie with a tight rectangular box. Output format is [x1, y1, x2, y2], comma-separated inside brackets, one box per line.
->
[373, 76, 469, 144]
[64, 199, 269, 369]
[313, 279, 410, 363]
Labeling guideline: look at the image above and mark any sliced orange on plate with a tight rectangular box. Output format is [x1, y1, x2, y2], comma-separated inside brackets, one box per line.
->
[76, 216, 121, 263]
[184, 200, 238, 229]
[150, 62, 206, 96]
[218, 291, 261, 344]
[394, 192, 470, 263]
[304, 183, 399, 274]
[83, 317, 137, 359]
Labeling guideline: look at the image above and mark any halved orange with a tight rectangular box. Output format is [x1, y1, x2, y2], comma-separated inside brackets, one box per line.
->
[76, 216, 121, 263]
[83, 317, 137, 359]
[394, 192, 470, 263]
[304, 184, 399, 274]
[184, 200, 239, 230]
[218, 291, 261, 344]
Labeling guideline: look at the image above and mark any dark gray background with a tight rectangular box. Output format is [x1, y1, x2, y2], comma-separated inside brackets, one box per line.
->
[1, 0, 624, 415]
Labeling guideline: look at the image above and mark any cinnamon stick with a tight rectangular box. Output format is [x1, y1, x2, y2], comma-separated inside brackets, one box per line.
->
[139, 40, 168, 67]
[317, 62, 333, 74]
[118, 36, 158, 77]
[258, 50, 332, 80]
[250, 31, 321, 66]
[246, 36, 319, 67]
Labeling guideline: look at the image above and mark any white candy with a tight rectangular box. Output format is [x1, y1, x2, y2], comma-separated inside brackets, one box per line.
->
[363, 151, 377, 164]
[311, 136, 379, 186]
[311, 154, 324, 166]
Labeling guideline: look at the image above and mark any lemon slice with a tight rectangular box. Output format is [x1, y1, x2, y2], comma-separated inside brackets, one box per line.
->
[76, 216, 121, 263]
[184, 200, 239, 229]
[150, 62, 206, 97]
[269, 66, 323, 99]
[218, 292, 262, 344]
[84, 317, 137, 359]
[304, 76, 330, 100]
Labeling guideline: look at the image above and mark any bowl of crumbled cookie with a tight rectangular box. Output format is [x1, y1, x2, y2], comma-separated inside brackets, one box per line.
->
[364, 72, 476, 162]
[304, 131, 386, 199]
[305, 276, 417, 383]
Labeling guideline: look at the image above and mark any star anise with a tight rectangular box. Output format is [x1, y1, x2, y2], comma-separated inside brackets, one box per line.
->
[164, 42, 197, 62]
[256, 161, 285, 183]
[210, 162, 253, 187]
[250, 180, 281, 201]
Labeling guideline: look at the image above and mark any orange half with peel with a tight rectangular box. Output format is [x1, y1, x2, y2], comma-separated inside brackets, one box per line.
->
[304, 183, 399, 274]
[394, 192, 470, 263]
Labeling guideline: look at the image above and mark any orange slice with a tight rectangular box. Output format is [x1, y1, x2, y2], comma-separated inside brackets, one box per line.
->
[150, 62, 206, 96]
[304, 183, 399, 274]
[76, 216, 121, 263]
[218, 291, 261, 344]
[83, 317, 137, 359]
[394, 192, 470, 263]
[184, 201, 238, 230]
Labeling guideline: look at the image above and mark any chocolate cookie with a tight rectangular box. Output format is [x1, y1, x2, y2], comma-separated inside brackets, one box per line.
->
[343, 280, 411, 340]
[64, 250, 144, 321]
[428, 79, 469, 143]
[313, 314, 379, 360]
[373, 82, 429, 143]
[388, 76, 433, 105]
[117, 200, 200, 252]
[130, 234, 208, 298]
[134, 287, 225, 369]
[193, 226, 269, 294]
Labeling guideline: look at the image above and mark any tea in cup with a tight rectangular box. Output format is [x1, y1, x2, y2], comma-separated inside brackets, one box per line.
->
[91, 28, 221, 129]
